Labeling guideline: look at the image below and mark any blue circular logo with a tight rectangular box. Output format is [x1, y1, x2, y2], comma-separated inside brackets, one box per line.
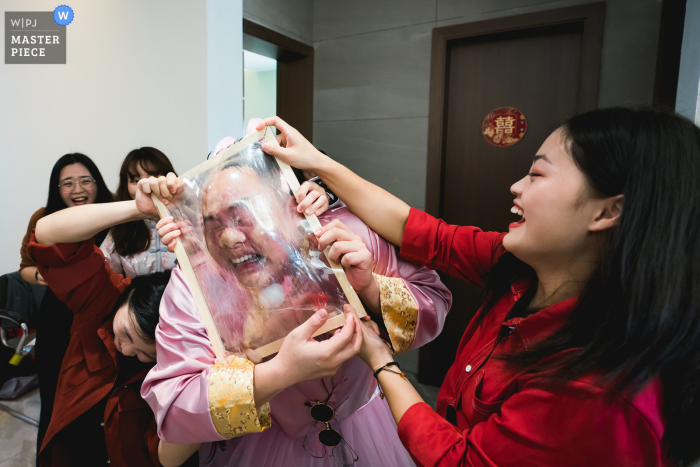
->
[53, 5, 74, 26]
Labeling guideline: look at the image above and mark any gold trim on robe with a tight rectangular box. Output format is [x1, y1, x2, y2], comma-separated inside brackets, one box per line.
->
[374, 273, 419, 354]
[208, 359, 271, 438]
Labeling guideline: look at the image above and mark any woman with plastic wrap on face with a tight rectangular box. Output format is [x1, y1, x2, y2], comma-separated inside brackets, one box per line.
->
[139, 134, 452, 467]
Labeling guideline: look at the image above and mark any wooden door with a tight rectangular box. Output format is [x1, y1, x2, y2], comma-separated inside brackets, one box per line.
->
[420, 4, 604, 386]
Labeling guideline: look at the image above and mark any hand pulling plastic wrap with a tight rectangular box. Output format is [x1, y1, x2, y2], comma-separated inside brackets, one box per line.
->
[152, 127, 366, 358]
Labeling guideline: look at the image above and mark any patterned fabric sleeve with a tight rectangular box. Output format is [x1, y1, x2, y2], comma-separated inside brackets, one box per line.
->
[208, 359, 271, 437]
[373, 273, 419, 354]
[98, 231, 125, 275]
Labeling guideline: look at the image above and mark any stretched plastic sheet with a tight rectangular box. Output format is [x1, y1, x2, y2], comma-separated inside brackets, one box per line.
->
[152, 128, 366, 358]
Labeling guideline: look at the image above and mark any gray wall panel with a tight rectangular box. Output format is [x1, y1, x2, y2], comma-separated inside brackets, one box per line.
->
[244, 0, 313, 44]
[314, 23, 433, 121]
[314, 0, 436, 41]
[314, 118, 429, 210]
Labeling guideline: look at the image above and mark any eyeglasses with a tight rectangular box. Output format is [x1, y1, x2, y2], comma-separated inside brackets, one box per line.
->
[302, 400, 359, 466]
[58, 176, 95, 191]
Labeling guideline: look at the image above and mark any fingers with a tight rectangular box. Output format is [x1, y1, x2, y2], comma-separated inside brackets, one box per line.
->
[137, 178, 151, 194]
[314, 220, 353, 244]
[292, 308, 329, 340]
[257, 116, 294, 135]
[316, 224, 359, 251]
[296, 188, 330, 216]
[327, 240, 367, 264]
[245, 348, 262, 364]
[261, 137, 292, 160]
[157, 177, 172, 203]
[296, 181, 311, 204]
[308, 195, 329, 216]
[165, 172, 178, 194]
[161, 229, 181, 247]
[339, 251, 371, 272]
[335, 314, 362, 361]
[156, 216, 173, 230]
[325, 313, 356, 353]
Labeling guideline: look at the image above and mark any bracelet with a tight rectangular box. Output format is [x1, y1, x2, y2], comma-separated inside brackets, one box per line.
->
[373, 362, 407, 399]
[373, 361, 402, 379]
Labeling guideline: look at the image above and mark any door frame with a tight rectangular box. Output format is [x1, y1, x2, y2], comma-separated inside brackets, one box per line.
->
[243, 19, 315, 141]
[424, 3, 605, 217]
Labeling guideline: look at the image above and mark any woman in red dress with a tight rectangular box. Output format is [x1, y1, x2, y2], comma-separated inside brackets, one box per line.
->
[255, 108, 700, 467]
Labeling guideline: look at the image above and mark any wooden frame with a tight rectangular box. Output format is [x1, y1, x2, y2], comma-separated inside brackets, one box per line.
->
[152, 127, 366, 359]
[424, 2, 605, 217]
[243, 19, 315, 141]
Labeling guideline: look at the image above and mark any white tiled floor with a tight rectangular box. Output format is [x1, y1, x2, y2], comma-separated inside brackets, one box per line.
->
[0, 388, 39, 467]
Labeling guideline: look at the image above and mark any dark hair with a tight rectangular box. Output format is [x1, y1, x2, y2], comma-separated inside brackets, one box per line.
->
[113, 270, 172, 344]
[45, 153, 113, 215]
[111, 147, 176, 256]
[482, 108, 700, 463]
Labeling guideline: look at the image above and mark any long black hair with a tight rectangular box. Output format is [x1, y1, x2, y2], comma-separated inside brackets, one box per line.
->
[111, 147, 176, 256]
[45, 153, 114, 246]
[112, 270, 172, 344]
[482, 108, 700, 464]
[45, 153, 113, 215]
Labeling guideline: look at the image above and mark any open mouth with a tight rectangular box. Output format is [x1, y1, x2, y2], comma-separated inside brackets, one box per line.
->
[72, 196, 88, 205]
[510, 205, 525, 227]
[230, 253, 265, 268]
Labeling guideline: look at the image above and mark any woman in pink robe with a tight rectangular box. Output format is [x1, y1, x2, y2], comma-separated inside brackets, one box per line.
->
[141, 198, 451, 466]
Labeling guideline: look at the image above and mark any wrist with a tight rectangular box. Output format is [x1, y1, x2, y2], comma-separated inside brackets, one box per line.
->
[370, 355, 395, 373]
[314, 154, 339, 179]
[263, 355, 299, 389]
[130, 200, 153, 221]
[356, 275, 378, 298]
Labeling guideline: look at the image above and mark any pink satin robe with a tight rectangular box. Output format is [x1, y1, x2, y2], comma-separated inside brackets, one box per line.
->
[141, 204, 451, 466]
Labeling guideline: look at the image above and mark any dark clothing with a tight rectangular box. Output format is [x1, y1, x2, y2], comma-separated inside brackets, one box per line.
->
[31, 226, 109, 465]
[34, 289, 73, 464]
[0, 271, 45, 328]
[28, 234, 160, 467]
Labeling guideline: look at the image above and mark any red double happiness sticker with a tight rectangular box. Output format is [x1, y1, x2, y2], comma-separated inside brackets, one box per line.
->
[482, 107, 527, 147]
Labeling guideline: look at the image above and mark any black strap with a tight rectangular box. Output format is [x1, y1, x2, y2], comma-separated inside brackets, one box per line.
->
[373, 362, 401, 379]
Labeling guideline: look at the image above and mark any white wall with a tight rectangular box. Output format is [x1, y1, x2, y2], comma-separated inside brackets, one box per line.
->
[0, 0, 244, 273]
[207, 0, 244, 148]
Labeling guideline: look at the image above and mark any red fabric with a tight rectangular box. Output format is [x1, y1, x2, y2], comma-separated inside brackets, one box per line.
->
[28, 233, 160, 467]
[397, 208, 671, 467]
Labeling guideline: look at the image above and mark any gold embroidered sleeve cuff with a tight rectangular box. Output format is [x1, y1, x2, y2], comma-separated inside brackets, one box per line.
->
[374, 273, 419, 354]
[208, 359, 271, 438]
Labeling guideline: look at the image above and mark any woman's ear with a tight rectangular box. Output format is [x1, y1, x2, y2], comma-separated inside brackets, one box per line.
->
[589, 194, 623, 232]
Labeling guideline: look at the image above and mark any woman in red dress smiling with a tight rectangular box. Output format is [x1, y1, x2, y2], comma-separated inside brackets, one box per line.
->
[256, 108, 700, 466]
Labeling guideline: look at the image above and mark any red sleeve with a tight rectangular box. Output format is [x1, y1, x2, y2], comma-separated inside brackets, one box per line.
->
[399, 208, 507, 288]
[27, 232, 128, 316]
[397, 384, 665, 467]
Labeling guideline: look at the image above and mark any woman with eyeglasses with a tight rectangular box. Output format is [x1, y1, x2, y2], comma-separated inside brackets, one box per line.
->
[20, 153, 114, 462]
[99, 147, 179, 277]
